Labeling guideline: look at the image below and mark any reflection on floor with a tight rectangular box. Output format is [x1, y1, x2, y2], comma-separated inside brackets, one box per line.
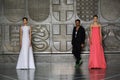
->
[17, 70, 35, 80]
[0, 54, 120, 80]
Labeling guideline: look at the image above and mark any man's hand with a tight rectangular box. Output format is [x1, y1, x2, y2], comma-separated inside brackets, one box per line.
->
[81, 44, 84, 48]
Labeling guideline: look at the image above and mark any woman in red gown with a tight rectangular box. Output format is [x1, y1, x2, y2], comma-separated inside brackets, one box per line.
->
[89, 15, 106, 69]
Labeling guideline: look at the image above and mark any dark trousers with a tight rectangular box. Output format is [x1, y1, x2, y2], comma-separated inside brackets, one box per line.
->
[72, 46, 82, 64]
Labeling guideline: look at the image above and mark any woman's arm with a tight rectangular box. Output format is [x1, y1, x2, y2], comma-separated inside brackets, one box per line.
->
[90, 24, 92, 39]
[89, 24, 93, 44]
[99, 24, 102, 44]
[20, 27, 22, 48]
[29, 26, 32, 46]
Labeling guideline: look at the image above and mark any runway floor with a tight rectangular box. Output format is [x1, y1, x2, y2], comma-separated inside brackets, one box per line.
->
[0, 54, 120, 80]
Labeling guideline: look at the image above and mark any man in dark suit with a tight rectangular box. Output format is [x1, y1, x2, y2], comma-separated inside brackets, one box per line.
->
[72, 19, 85, 68]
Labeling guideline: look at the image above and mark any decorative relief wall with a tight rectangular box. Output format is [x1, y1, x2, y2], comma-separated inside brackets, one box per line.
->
[0, 0, 2, 17]
[102, 24, 120, 51]
[32, 24, 50, 52]
[3, 24, 20, 52]
[0, 25, 2, 51]
[9, 24, 20, 51]
[52, 0, 74, 21]
[0, 0, 120, 54]
[52, 24, 72, 52]
[100, 0, 120, 21]
[76, 0, 98, 21]
[4, 0, 25, 22]
[28, 0, 50, 22]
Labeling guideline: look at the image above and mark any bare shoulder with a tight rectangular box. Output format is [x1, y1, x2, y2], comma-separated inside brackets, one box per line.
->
[20, 26, 22, 29]
[98, 23, 101, 27]
[29, 26, 32, 31]
[90, 23, 94, 29]
[30, 26, 32, 29]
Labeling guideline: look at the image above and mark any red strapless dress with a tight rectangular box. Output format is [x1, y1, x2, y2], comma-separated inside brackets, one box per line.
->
[89, 26, 106, 69]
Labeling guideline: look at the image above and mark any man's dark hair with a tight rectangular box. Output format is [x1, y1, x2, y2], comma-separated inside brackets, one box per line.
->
[93, 15, 98, 18]
[22, 17, 28, 21]
[75, 19, 80, 23]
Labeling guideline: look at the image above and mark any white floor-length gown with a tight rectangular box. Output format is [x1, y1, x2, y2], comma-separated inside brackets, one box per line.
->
[16, 26, 35, 69]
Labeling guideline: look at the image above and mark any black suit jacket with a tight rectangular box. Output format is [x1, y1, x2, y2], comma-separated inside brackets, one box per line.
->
[72, 26, 85, 48]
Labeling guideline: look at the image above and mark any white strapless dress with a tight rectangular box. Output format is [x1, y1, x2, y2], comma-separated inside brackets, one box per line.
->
[16, 26, 35, 69]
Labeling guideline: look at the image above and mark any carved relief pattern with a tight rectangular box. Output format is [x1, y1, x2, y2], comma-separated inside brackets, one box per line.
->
[9, 24, 20, 51]
[52, 0, 74, 21]
[100, 0, 120, 21]
[102, 24, 120, 51]
[32, 25, 50, 52]
[4, 0, 25, 22]
[52, 24, 72, 52]
[0, 25, 2, 51]
[76, 0, 98, 21]
[28, 0, 50, 22]
[0, 0, 2, 16]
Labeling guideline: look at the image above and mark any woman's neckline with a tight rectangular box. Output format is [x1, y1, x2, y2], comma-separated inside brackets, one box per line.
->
[23, 25, 28, 27]
[92, 26, 100, 28]
[91, 24, 100, 27]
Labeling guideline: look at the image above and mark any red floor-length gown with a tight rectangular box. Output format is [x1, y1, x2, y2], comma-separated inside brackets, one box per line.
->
[89, 26, 106, 69]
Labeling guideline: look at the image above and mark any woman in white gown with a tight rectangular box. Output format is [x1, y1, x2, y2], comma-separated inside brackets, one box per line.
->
[16, 17, 35, 69]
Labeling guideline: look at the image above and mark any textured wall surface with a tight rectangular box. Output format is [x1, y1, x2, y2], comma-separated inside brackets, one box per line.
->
[0, 0, 120, 54]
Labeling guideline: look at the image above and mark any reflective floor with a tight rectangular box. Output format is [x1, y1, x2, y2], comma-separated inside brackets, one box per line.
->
[0, 54, 120, 80]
